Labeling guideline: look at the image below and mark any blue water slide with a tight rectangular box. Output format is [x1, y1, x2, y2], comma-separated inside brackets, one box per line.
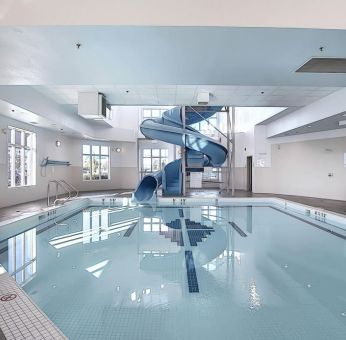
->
[133, 106, 228, 202]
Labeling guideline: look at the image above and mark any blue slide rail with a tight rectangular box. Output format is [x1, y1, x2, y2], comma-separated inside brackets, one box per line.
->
[134, 106, 228, 202]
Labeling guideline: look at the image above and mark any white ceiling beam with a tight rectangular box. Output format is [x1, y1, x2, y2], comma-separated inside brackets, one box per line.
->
[266, 88, 346, 137]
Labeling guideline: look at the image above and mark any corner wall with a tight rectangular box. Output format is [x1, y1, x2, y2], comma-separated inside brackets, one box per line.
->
[0, 116, 74, 208]
[253, 136, 346, 200]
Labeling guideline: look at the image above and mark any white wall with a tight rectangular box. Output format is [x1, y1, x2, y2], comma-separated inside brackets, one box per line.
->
[0, 116, 74, 208]
[253, 136, 346, 200]
[69, 139, 138, 192]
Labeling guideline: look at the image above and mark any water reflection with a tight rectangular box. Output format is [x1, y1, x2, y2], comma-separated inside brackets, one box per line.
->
[8, 228, 37, 285]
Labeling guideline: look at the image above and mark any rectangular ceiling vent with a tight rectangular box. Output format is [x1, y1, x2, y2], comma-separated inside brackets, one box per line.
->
[296, 58, 346, 73]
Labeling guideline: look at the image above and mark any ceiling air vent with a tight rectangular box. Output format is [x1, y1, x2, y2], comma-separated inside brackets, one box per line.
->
[296, 58, 346, 73]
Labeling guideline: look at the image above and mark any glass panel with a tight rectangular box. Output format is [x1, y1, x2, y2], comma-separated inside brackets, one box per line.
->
[24, 132, 31, 147]
[100, 156, 109, 179]
[161, 149, 168, 157]
[143, 109, 151, 118]
[24, 149, 29, 185]
[143, 158, 151, 172]
[15, 147, 22, 186]
[15, 130, 22, 145]
[8, 147, 12, 187]
[152, 158, 160, 171]
[151, 110, 160, 117]
[91, 156, 100, 180]
[83, 155, 91, 180]
[152, 149, 160, 157]
[161, 158, 168, 168]
[83, 145, 90, 154]
[92, 145, 100, 155]
[101, 146, 109, 155]
[10, 128, 15, 144]
[143, 149, 151, 157]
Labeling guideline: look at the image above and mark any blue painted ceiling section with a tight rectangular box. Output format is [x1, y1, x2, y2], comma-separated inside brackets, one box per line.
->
[0, 26, 346, 86]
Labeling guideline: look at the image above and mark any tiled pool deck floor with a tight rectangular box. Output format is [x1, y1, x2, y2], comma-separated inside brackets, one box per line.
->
[0, 268, 66, 340]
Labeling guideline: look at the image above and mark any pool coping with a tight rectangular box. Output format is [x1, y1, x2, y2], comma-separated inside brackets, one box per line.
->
[0, 265, 67, 340]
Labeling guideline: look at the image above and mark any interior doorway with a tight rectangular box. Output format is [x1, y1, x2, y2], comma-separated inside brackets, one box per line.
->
[246, 156, 252, 192]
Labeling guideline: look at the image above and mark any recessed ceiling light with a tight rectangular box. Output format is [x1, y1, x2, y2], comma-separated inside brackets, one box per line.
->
[30, 121, 38, 125]
[307, 125, 312, 128]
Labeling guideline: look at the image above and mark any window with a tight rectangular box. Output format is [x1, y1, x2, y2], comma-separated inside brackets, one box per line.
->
[8, 126, 36, 188]
[191, 115, 218, 137]
[83, 144, 110, 180]
[142, 148, 168, 174]
[203, 168, 221, 182]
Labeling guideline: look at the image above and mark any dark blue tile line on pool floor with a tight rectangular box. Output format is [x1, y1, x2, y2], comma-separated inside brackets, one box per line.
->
[185, 219, 215, 246]
[166, 219, 182, 229]
[270, 206, 346, 240]
[229, 222, 247, 237]
[179, 209, 184, 217]
[123, 222, 138, 237]
[185, 250, 199, 293]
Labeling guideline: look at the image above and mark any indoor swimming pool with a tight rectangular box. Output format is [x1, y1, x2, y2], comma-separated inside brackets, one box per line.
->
[0, 202, 345, 340]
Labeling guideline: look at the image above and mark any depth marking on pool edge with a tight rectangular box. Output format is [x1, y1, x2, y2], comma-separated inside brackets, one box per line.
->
[179, 209, 184, 218]
[229, 222, 247, 237]
[270, 207, 346, 241]
[185, 250, 199, 293]
[123, 222, 138, 237]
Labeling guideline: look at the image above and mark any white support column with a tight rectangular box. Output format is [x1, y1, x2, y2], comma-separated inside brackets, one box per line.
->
[181, 106, 186, 196]
[226, 107, 231, 193]
[231, 106, 235, 196]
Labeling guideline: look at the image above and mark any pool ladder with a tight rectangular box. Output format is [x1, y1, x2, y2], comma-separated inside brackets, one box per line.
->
[47, 180, 79, 206]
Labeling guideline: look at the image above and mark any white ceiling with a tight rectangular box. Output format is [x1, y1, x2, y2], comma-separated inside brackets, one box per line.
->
[2, 0, 346, 29]
[33, 85, 341, 107]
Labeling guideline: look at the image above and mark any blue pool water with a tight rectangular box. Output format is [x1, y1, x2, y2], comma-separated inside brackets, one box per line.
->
[0, 204, 345, 340]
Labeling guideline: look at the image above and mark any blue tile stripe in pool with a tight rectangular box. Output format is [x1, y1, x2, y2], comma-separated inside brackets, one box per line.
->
[229, 222, 247, 237]
[166, 219, 182, 229]
[179, 209, 184, 217]
[123, 222, 138, 237]
[185, 219, 215, 246]
[185, 250, 199, 293]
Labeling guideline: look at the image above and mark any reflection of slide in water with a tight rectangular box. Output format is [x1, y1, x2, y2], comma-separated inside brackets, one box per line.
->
[134, 106, 228, 201]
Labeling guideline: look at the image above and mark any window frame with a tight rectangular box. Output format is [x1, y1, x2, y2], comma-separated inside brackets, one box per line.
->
[7, 126, 36, 188]
[82, 144, 110, 181]
[141, 148, 168, 175]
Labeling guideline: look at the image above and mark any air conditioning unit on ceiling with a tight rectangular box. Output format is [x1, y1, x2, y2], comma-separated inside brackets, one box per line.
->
[78, 92, 110, 120]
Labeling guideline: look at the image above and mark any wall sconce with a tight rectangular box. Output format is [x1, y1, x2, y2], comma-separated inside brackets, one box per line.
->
[56, 140, 61, 147]
[112, 146, 121, 153]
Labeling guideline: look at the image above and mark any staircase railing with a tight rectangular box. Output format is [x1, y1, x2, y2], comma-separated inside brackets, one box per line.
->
[47, 180, 79, 206]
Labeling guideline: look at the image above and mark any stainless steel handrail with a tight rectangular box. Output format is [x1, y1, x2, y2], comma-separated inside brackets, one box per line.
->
[47, 179, 79, 206]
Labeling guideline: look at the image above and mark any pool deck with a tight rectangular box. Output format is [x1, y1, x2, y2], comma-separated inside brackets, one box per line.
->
[0, 189, 345, 224]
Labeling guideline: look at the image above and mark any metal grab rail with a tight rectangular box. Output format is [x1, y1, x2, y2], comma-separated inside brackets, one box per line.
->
[47, 180, 79, 206]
